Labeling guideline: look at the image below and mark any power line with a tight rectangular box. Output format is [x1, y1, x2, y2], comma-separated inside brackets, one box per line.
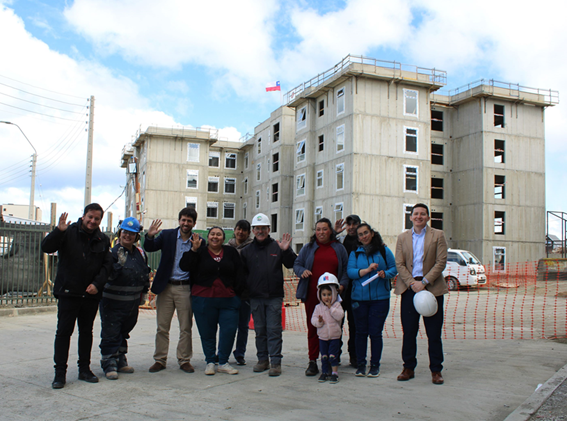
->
[0, 156, 32, 174]
[105, 185, 127, 212]
[39, 119, 86, 162]
[0, 165, 31, 186]
[0, 91, 87, 114]
[0, 105, 81, 126]
[0, 101, 86, 122]
[0, 73, 87, 101]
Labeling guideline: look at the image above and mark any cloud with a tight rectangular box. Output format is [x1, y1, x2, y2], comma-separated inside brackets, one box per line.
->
[0, 5, 239, 222]
[63, 0, 281, 97]
[279, 0, 413, 81]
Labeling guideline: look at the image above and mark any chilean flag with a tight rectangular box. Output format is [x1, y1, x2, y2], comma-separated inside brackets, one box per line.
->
[266, 81, 281, 92]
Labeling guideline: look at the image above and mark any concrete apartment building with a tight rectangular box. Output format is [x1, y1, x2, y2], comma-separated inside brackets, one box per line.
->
[120, 55, 558, 265]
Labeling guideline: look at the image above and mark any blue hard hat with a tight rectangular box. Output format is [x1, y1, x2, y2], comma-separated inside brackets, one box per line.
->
[120, 217, 141, 233]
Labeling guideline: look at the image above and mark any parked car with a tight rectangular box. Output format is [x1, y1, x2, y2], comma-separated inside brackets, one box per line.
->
[443, 249, 487, 291]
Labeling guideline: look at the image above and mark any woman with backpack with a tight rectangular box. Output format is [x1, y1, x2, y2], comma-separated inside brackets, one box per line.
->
[346, 223, 397, 378]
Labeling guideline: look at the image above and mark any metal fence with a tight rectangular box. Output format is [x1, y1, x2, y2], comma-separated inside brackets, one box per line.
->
[0, 221, 56, 306]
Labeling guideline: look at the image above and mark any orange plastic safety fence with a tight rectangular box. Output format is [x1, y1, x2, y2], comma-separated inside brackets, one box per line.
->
[281, 262, 567, 340]
[139, 261, 567, 340]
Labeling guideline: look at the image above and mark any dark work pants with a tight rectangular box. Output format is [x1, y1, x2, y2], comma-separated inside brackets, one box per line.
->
[339, 282, 357, 362]
[54, 296, 99, 373]
[400, 289, 444, 372]
[233, 299, 251, 359]
[99, 298, 140, 373]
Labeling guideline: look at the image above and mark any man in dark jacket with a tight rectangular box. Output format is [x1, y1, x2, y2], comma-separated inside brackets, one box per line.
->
[41, 203, 112, 389]
[335, 214, 362, 367]
[240, 213, 296, 377]
[144, 207, 205, 374]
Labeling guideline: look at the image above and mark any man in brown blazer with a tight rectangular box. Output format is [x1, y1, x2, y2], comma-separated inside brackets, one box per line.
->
[395, 203, 448, 385]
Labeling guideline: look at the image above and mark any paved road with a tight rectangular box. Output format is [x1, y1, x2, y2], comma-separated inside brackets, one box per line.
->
[1, 308, 566, 420]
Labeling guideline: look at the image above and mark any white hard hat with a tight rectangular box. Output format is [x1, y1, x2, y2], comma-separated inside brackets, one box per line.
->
[413, 290, 438, 317]
[251, 213, 270, 227]
[317, 272, 339, 288]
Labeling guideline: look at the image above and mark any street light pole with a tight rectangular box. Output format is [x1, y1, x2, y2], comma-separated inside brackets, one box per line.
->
[0, 121, 38, 220]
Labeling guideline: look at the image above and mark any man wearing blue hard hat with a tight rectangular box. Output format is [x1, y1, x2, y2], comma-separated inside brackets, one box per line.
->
[99, 217, 150, 380]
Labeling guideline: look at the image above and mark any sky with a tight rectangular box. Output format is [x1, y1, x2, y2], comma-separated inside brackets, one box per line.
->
[0, 0, 565, 234]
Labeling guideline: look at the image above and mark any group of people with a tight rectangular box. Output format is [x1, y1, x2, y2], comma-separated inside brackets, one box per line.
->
[42, 202, 447, 389]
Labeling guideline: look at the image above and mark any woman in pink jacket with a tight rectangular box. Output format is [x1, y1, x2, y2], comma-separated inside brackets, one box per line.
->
[311, 273, 344, 384]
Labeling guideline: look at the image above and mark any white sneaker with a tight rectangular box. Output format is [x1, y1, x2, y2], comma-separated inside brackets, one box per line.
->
[205, 363, 216, 375]
[217, 363, 239, 375]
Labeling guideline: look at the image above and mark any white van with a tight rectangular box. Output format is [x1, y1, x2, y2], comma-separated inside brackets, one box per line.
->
[443, 249, 487, 291]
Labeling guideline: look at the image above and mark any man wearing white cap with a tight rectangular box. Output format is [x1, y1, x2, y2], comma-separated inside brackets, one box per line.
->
[241, 213, 296, 376]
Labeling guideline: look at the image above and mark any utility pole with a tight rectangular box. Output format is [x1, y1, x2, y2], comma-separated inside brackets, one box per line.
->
[0, 121, 37, 220]
[85, 95, 95, 206]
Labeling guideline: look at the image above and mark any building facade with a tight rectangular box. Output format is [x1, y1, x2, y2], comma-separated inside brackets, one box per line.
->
[121, 55, 558, 265]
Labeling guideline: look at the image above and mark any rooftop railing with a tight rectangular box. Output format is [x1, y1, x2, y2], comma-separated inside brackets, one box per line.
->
[134, 125, 220, 142]
[432, 79, 559, 105]
[283, 54, 448, 104]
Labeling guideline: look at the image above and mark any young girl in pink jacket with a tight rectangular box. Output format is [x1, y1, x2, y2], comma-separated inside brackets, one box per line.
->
[311, 273, 345, 383]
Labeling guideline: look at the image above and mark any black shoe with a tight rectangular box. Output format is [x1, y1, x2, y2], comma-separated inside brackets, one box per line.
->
[318, 373, 328, 383]
[305, 360, 319, 376]
[78, 370, 99, 383]
[52, 372, 66, 389]
[235, 356, 246, 366]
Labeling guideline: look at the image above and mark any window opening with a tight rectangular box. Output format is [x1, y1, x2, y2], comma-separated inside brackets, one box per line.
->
[431, 110, 443, 131]
[430, 212, 443, 230]
[206, 202, 218, 218]
[296, 174, 305, 196]
[273, 123, 280, 142]
[494, 211, 505, 235]
[225, 153, 237, 169]
[272, 183, 278, 202]
[494, 139, 505, 163]
[431, 144, 444, 165]
[494, 175, 505, 199]
[207, 176, 219, 193]
[404, 166, 418, 192]
[405, 127, 418, 153]
[431, 177, 444, 199]
[336, 125, 344, 153]
[494, 104, 505, 128]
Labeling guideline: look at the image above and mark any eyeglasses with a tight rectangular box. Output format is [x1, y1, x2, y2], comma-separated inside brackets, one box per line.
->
[253, 226, 269, 232]
[121, 231, 137, 237]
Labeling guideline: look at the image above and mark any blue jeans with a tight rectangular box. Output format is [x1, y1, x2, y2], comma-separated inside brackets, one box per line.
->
[233, 300, 251, 359]
[352, 299, 390, 368]
[250, 297, 283, 365]
[319, 339, 340, 374]
[192, 296, 240, 365]
[400, 289, 444, 372]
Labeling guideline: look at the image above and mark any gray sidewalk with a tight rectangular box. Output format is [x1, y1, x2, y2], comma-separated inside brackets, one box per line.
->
[0, 308, 566, 421]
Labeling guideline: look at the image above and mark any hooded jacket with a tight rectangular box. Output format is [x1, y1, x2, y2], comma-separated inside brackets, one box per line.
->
[347, 245, 397, 301]
[41, 218, 112, 299]
[310, 284, 344, 340]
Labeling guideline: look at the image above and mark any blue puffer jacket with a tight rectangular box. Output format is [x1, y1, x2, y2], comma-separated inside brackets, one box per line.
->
[347, 245, 397, 301]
